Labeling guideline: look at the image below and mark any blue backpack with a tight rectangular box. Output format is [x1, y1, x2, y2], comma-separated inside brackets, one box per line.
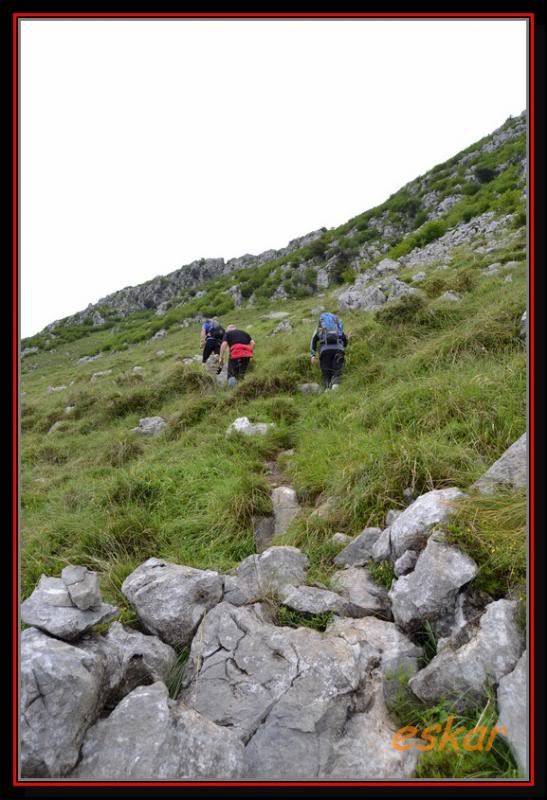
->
[319, 312, 343, 346]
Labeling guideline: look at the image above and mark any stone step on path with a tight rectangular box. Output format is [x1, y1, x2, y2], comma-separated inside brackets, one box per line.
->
[253, 453, 301, 552]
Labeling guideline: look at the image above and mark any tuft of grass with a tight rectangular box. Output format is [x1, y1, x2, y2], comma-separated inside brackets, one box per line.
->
[166, 646, 190, 699]
[445, 489, 526, 598]
[368, 559, 396, 589]
[272, 604, 333, 632]
[101, 435, 144, 467]
[386, 673, 520, 778]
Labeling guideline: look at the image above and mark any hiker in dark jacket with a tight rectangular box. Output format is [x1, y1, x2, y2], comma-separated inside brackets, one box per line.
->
[219, 324, 255, 388]
[309, 312, 348, 390]
[200, 319, 225, 364]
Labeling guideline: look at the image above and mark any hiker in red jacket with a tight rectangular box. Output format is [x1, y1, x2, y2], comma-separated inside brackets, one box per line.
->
[219, 324, 255, 388]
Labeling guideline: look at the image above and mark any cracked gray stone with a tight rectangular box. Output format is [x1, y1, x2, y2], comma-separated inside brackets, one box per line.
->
[472, 433, 527, 494]
[121, 558, 223, 648]
[21, 627, 107, 777]
[79, 622, 177, 705]
[21, 576, 118, 641]
[334, 527, 382, 567]
[331, 567, 391, 619]
[61, 565, 101, 610]
[497, 650, 527, 776]
[223, 546, 309, 605]
[409, 599, 525, 712]
[389, 488, 464, 559]
[71, 682, 244, 780]
[389, 537, 477, 634]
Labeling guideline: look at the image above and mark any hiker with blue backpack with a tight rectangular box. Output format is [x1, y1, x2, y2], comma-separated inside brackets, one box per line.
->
[309, 312, 348, 390]
[200, 319, 226, 365]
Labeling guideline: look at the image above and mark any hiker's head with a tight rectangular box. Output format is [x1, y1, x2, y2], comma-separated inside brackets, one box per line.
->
[227, 324, 237, 331]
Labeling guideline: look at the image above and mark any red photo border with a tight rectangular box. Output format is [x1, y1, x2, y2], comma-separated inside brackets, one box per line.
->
[12, 10, 536, 790]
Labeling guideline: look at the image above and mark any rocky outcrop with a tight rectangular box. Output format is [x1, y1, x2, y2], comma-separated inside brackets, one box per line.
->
[180, 601, 414, 779]
[409, 599, 524, 711]
[21, 628, 107, 777]
[21, 575, 118, 641]
[331, 567, 391, 619]
[472, 433, 527, 493]
[78, 622, 177, 705]
[496, 651, 527, 776]
[121, 559, 223, 648]
[389, 536, 477, 634]
[71, 682, 244, 780]
[226, 417, 274, 436]
[271, 486, 300, 535]
[388, 488, 464, 559]
[130, 416, 167, 436]
[333, 527, 382, 567]
[61, 565, 101, 610]
[279, 584, 349, 616]
[223, 546, 309, 605]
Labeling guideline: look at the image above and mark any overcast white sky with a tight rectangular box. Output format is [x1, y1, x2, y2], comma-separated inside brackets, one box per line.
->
[20, 18, 527, 338]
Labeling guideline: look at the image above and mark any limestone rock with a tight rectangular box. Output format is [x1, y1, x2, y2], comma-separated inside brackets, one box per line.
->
[279, 584, 348, 616]
[271, 320, 292, 335]
[334, 527, 382, 567]
[298, 382, 322, 394]
[326, 615, 423, 677]
[79, 622, 177, 705]
[385, 509, 403, 527]
[371, 527, 392, 562]
[472, 433, 527, 493]
[325, 683, 419, 779]
[389, 488, 464, 559]
[271, 486, 300, 535]
[253, 516, 275, 553]
[223, 546, 308, 605]
[91, 369, 112, 382]
[130, 416, 167, 436]
[497, 651, 527, 776]
[439, 290, 462, 302]
[393, 550, 418, 576]
[61, 565, 101, 610]
[331, 567, 391, 619]
[21, 576, 118, 641]
[409, 599, 525, 711]
[520, 310, 527, 339]
[389, 537, 477, 634]
[226, 417, 274, 436]
[21, 628, 107, 777]
[181, 602, 377, 779]
[78, 352, 102, 364]
[331, 532, 352, 546]
[121, 558, 223, 648]
[71, 682, 244, 780]
[338, 284, 387, 313]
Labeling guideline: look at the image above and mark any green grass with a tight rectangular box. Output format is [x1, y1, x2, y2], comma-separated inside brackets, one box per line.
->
[386, 671, 520, 778]
[445, 489, 526, 599]
[21, 252, 526, 610]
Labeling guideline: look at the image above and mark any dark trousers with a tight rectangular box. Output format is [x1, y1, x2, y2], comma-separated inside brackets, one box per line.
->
[319, 349, 345, 388]
[202, 338, 221, 363]
[228, 357, 251, 381]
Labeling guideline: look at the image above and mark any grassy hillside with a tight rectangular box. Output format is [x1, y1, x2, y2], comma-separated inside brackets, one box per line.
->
[20, 115, 527, 779]
[21, 235, 526, 602]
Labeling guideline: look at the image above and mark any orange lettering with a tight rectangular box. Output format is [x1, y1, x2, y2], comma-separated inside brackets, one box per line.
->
[438, 716, 465, 752]
[416, 723, 441, 752]
[485, 724, 507, 751]
[392, 725, 418, 751]
[462, 725, 488, 751]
